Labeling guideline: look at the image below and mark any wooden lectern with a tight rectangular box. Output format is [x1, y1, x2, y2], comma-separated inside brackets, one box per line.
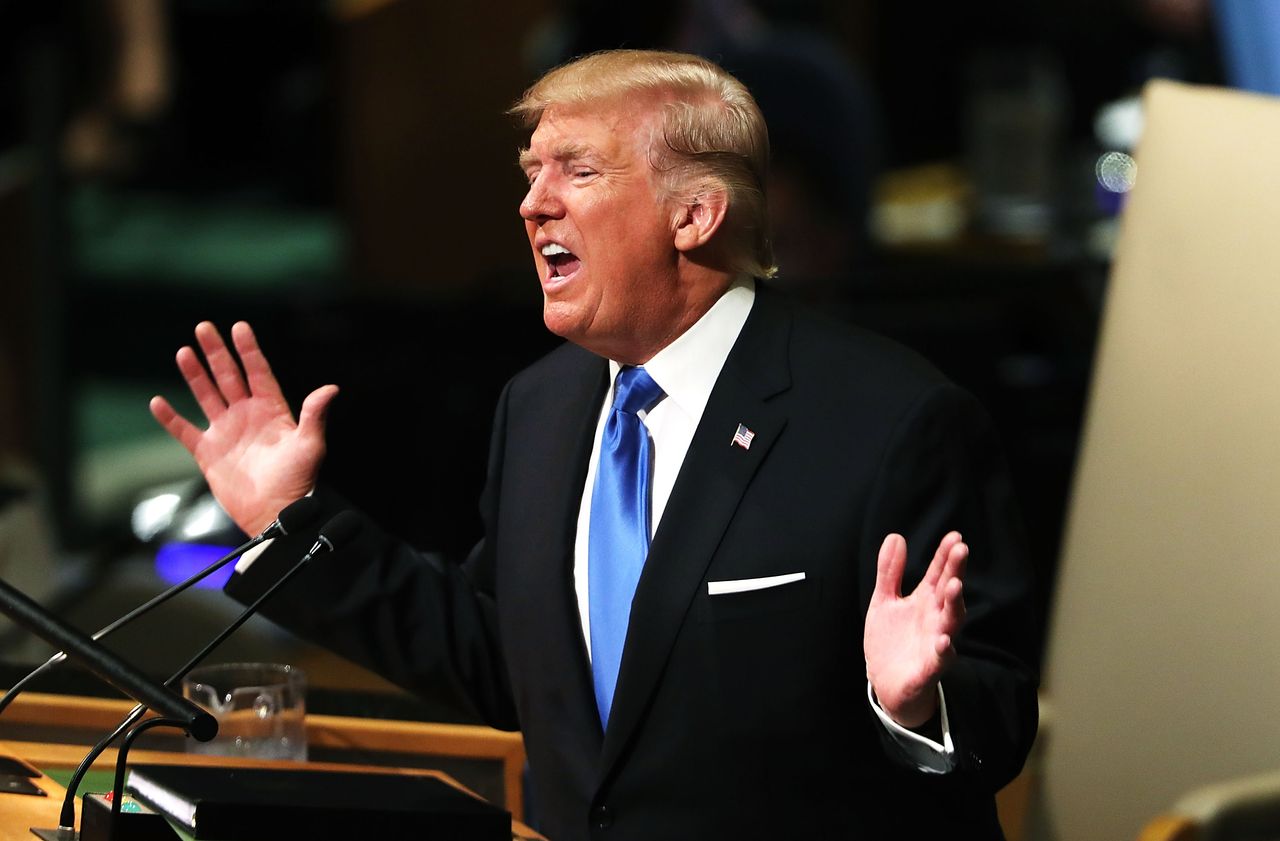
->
[0, 693, 543, 840]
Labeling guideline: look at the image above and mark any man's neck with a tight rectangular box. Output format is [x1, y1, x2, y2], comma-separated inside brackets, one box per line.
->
[606, 273, 746, 365]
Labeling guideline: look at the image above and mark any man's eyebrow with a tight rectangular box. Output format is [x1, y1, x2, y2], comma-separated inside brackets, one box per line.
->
[517, 143, 601, 171]
[553, 143, 597, 162]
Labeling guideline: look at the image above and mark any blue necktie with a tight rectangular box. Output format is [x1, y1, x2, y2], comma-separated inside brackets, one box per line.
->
[589, 366, 665, 727]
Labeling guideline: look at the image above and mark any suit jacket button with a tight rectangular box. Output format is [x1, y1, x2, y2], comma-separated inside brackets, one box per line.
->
[591, 805, 614, 829]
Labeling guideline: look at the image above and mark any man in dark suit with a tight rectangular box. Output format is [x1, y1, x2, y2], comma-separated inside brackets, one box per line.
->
[151, 50, 1037, 839]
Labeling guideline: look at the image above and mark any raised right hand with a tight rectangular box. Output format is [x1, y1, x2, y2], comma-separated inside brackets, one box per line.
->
[149, 321, 338, 537]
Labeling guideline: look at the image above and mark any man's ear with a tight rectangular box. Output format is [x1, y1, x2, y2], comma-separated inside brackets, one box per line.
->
[673, 189, 728, 253]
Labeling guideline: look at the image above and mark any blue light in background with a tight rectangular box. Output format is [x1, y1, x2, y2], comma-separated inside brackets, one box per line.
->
[154, 542, 238, 589]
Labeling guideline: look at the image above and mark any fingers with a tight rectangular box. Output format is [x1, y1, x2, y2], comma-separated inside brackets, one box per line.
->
[923, 530, 964, 587]
[176, 321, 248, 421]
[934, 633, 953, 657]
[933, 580, 964, 660]
[176, 344, 228, 422]
[175, 321, 286, 419]
[927, 562, 966, 672]
[149, 395, 202, 455]
[873, 533, 907, 601]
[936, 539, 969, 609]
[924, 535, 968, 649]
[939, 572, 966, 625]
[231, 321, 286, 401]
[195, 321, 249, 404]
[297, 384, 339, 438]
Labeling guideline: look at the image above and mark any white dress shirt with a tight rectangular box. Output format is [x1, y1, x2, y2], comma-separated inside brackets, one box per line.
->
[571, 277, 954, 772]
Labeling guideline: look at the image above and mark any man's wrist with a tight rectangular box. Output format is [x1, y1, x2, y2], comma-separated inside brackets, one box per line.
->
[866, 681, 956, 773]
[908, 704, 943, 741]
[875, 683, 940, 729]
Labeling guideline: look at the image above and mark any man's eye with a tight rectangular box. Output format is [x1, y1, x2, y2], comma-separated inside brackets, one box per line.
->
[573, 169, 596, 179]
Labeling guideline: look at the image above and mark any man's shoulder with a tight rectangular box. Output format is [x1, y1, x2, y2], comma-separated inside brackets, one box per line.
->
[758, 289, 998, 454]
[757, 285, 952, 395]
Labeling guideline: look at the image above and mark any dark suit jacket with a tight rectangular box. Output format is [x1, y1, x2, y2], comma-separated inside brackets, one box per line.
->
[228, 285, 1039, 840]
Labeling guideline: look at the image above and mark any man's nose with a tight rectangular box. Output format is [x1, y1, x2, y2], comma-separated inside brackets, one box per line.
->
[520, 177, 563, 222]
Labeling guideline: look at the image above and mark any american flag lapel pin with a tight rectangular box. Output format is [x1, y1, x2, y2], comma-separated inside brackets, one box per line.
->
[731, 423, 755, 450]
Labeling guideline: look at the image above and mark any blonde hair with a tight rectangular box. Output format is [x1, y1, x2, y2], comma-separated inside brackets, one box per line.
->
[512, 50, 777, 279]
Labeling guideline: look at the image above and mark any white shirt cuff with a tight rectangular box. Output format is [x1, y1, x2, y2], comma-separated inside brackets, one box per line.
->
[866, 680, 956, 774]
[236, 491, 317, 574]
[234, 539, 272, 574]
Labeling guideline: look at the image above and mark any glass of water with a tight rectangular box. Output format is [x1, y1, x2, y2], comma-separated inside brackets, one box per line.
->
[182, 663, 307, 761]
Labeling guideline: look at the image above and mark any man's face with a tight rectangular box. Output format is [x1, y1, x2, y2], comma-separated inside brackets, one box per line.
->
[519, 102, 689, 363]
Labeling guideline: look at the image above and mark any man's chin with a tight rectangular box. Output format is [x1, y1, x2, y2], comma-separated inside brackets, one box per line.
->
[542, 302, 584, 343]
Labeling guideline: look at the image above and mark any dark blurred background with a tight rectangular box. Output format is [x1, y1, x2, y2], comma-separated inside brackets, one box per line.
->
[0, 0, 1252, 723]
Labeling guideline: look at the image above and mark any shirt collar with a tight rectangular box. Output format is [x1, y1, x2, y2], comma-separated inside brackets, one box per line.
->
[608, 276, 756, 421]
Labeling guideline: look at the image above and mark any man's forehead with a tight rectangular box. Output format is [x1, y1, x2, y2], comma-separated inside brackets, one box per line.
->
[526, 102, 659, 154]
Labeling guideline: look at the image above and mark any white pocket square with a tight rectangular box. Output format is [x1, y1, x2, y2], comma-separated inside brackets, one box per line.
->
[707, 572, 806, 595]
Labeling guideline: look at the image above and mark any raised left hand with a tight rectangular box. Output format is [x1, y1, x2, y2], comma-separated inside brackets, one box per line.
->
[864, 531, 967, 728]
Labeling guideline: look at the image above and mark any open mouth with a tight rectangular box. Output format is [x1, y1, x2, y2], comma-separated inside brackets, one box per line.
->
[541, 242, 581, 278]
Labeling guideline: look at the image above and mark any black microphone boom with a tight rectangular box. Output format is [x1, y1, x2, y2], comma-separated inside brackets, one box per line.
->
[0, 495, 321, 717]
[0, 577, 217, 742]
[158, 509, 364, 697]
[86, 495, 322, 644]
[54, 509, 363, 834]
[101, 495, 322, 642]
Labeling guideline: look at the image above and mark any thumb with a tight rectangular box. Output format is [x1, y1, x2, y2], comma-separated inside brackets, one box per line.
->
[873, 533, 907, 602]
[298, 384, 339, 437]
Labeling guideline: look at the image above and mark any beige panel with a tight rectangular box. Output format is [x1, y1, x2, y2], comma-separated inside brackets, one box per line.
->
[1041, 80, 1280, 841]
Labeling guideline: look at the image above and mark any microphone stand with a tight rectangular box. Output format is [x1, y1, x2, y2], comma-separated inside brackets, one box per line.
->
[0, 578, 216, 841]
[0, 535, 265, 716]
[0, 497, 318, 717]
[57, 511, 359, 838]
[0, 579, 216, 739]
[108, 717, 185, 841]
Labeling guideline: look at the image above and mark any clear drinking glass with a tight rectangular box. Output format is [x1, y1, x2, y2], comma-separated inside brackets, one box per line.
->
[182, 662, 307, 761]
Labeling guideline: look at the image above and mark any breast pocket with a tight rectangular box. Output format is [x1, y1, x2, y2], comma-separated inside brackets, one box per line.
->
[698, 571, 817, 623]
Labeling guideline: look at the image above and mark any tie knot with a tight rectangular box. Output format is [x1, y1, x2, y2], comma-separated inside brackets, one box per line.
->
[613, 366, 664, 416]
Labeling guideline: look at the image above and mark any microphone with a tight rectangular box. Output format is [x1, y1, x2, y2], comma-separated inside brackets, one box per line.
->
[0, 578, 217, 742]
[0, 496, 320, 716]
[302, 511, 361, 557]
[160, 511, 363, 686]
[55, 511, 362, 836]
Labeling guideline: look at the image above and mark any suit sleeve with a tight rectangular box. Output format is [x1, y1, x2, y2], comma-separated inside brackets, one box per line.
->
[224, 382, 519, 730]
[860, 381, 1040, 792]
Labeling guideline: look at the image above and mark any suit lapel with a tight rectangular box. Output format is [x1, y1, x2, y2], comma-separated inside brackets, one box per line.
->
[598, 289, 793, 779]
[514, 348, 610, 755]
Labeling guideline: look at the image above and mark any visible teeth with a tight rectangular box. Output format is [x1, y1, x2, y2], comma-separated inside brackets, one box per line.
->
[541, 243, 570, 257]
